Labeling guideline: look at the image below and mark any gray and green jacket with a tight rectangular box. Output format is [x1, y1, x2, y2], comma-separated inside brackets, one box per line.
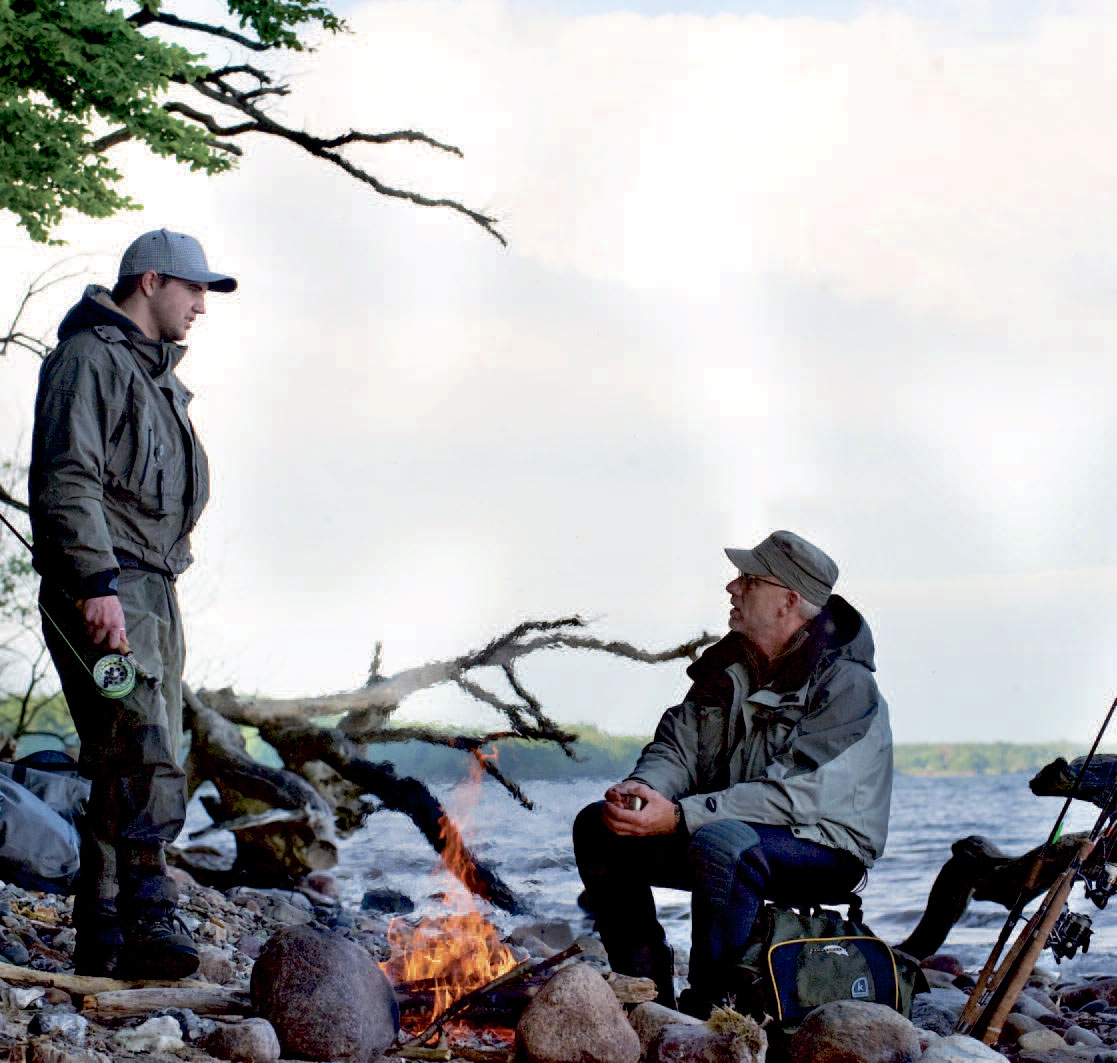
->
[29, 286, 210, 598]
[629, 595, 892, 867]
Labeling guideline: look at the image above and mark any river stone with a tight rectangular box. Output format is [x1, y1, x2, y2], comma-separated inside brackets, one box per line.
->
[250, 925, 399, 1063]
[1063, 1024, 1102, 1047]
[910, 995, 959, 1036]
[359, 887, 415, 915]
[919, 1033, 1006, 1061]
[1020, 986, 1060, 1013]
[787, 1000, 921, 1063]
[1017, 1028, 1069, 1052]
[922, 969, 960, 989]
[201, 1018, 281, 1062]
[27, 1044, 111, 1063]
[1013, 992, 1056, 1020]
[28, 1012, 88, 1045]
[517, 962, 640, 1063]
[1001, 1012, 1046, 1044]
[630, 1002, 703, 1055]
[1059, 977, 1117, 1010]
[648, 1022, 759, 1063]
[198, 945, 237, 984]
[922, 955, 967, 978]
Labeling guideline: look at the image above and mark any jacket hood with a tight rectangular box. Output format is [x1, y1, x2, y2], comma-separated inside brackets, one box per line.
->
[56, 285, 185, 375]
[687, 593, 877, 695]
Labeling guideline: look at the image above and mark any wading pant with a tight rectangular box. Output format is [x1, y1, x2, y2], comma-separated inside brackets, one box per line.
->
[41, 568, 186, 922]
[573, 802, 865, 998]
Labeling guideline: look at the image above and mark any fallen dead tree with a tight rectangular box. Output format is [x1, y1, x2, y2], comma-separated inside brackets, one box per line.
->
[179, 617, 715, 911]
[897, 754, 1109, 959]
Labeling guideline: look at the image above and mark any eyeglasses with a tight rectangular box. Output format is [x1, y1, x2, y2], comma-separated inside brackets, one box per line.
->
[739, 574, 786, 592]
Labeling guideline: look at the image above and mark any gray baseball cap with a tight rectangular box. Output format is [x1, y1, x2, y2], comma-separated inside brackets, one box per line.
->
[725, 530, 839, 608]
[118, 229, 237, 293]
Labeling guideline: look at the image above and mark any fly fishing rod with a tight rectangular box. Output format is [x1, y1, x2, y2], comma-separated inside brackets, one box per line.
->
[0, 505, 156, 699]
[956, 691, 1117, 1043]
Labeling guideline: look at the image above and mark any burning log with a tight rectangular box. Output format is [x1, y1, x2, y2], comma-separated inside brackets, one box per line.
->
[397, 944, 585, 1050]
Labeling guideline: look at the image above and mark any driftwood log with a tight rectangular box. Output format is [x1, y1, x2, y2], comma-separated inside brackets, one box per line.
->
[898, 754, 1109, 959]
[178, 619, 715, 910]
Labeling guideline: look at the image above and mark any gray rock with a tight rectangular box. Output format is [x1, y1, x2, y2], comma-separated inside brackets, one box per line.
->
[1016, 1028, 1068, 1052]
[919, 1033, 1006, 1061]
[910, 995, 959, 1037]
[1013, 991, 1056, 1020]
[629, 1002, 702, 1055]
[28, 1012, 88, 1045]
[517, 962, 641, 1063]
[1063, 1024, 1102, 1047]
[359, 887, 415, 915]
[649, 1021, 761, 1063]
[922, 969, 960, 990]
[1020, 986, 1060, 1014]
[198, 945, 237, 984]
[787, 1000, 921, 1063]
[152, 1006, 217, 1042]
[1001, 1012, 1046, 1044]
[507, 922, 576, 951]
[573, 934, 609, 965]
[925, 986, 971, 1014]
[250, 924, 399, 1063]
[27, 1043, 111, 1063]
[201, 1018, 281, 1062]
[0, 939, 30, 965]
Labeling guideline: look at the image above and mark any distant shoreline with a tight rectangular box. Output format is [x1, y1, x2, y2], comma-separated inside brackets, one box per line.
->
[361, 728, 1094, 781]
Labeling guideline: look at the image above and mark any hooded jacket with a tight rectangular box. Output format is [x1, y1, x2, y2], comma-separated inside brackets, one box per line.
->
[629, 595, 892, 866]
[29, 286, 210, 597]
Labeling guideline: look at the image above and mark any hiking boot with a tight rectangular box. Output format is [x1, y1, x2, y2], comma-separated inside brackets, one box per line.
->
[615, 942, 677, 1009]
[72, 898, 123, 977]
[116, 903, 199, 980]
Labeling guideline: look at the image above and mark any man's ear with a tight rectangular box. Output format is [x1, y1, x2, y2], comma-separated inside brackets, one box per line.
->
[783, 590, 801, 617]
[137, 270, 162, 297]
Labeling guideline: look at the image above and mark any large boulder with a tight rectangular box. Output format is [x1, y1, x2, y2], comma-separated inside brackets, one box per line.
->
[249, 925, 399, 1063]
[517, 962, 641, 1063]
[787, 1000, 921, 1063]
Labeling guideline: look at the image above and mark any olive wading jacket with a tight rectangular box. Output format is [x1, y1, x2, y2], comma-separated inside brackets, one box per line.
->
[29, 286, 210, 598]
[629, 595, 892, 867]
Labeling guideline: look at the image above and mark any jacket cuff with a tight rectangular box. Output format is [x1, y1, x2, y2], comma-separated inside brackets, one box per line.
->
[79, 569, 119, 599]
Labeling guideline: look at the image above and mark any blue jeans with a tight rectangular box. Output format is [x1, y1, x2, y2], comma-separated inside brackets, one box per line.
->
[573, 802, 864, 996]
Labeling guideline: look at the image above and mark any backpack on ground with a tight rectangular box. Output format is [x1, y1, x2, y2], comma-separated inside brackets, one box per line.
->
[735, 899, 926, 1032]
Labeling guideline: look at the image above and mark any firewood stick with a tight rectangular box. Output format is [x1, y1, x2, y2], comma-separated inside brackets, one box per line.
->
[0, 960, 206, 996]
[82, 986, 251, 1017]
[395, 1048, 452, 1061]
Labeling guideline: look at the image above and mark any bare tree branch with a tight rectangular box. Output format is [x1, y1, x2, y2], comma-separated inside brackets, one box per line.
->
[128, 8, 272, 51]
[177, 76, 505, 245]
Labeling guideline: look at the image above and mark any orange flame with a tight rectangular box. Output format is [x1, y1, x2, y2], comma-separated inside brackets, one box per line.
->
[379, 745, 518, 1026]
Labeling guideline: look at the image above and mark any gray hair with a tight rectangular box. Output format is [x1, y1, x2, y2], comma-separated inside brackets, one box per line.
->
[798, 598, 822, 621]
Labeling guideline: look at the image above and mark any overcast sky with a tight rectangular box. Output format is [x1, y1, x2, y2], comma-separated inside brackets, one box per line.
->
[2, 0, 1116, 744]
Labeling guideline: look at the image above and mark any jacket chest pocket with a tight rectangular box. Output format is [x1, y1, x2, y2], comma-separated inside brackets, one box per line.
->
[104, 388, 172, 518]
[741, 699, 804, 777]
[695, 705, 730, 790]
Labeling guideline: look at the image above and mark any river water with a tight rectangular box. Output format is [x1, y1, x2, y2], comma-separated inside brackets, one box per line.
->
[328, 772, 1115, 980]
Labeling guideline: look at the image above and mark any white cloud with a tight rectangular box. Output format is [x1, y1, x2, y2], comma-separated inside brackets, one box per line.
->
[3, 2, 1117, 742]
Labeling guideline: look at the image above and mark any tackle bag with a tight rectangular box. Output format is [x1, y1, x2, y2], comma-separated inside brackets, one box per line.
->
[736, 901, 925, 1032]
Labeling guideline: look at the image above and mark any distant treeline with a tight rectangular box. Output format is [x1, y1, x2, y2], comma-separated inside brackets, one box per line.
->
[364, 729, 1090, 781]
[0, 698, 1091, 779]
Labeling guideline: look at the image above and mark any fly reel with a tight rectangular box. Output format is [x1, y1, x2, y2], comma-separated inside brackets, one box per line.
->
[91, 653, 138, 699]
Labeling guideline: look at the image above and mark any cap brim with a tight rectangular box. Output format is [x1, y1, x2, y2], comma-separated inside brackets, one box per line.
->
[173, 270, 237, 293]
[725, 547, 775, 578]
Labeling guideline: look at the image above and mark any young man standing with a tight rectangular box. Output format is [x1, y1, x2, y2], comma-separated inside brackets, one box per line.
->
[29, 230, 236, 978]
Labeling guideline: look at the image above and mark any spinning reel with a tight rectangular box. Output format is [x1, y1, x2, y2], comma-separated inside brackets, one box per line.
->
[1047, 908, 1093, 961]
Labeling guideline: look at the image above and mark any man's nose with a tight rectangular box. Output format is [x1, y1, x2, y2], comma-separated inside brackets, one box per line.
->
[195, 294, 206, 314]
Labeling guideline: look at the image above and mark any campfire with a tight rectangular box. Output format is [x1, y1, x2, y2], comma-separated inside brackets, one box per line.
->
[379, 752, 519, 1033]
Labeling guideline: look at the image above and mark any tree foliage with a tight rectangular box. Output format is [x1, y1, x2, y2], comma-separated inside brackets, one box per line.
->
[0, 0, 503, 244]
